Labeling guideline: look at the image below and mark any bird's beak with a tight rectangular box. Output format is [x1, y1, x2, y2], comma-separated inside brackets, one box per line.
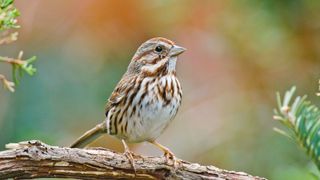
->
[170, 45, 186, 56]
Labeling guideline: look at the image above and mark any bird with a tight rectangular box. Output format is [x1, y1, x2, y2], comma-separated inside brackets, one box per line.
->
[70, 37, 186, 170]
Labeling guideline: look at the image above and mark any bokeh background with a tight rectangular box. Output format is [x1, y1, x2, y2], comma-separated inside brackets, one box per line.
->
[1, 0, 320, 179]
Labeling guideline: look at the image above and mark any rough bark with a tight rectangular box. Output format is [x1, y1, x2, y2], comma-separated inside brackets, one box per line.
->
[0, 140, 266, 179]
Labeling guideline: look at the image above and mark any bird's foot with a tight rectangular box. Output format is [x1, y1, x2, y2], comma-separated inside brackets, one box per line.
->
[149, 141, 181, 169]
[123, 150, 136, 173]
[163, 149, 179, 169]
[122, 140, 137, 175]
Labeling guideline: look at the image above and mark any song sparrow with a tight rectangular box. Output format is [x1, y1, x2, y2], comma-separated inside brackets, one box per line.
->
[70, 37, 186, 170]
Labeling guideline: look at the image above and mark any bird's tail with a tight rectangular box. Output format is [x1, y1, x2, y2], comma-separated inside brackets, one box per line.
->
[70, 122, 107, 148]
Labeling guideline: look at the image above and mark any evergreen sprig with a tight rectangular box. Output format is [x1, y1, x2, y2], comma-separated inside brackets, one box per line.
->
[0, 0, 36, 92]
[274, 86, 320, 170]
[8, 52, 37, 84]
[0, 0, 20, 31]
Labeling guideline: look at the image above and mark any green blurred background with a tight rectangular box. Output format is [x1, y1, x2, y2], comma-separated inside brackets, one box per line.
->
[1, 0, 320, 179]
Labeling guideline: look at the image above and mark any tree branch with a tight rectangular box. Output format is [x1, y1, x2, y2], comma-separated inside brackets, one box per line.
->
[0, 140, 266, 179]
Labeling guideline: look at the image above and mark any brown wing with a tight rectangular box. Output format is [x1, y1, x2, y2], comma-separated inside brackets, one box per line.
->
[104, 73, 138, 135]
[105, 73, 137, 116]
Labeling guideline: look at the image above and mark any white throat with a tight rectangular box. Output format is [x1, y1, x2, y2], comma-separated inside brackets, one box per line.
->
[167, 56, 177, 73]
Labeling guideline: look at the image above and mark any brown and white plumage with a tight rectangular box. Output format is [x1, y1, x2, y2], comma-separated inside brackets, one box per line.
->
[70, 37, 186, 169]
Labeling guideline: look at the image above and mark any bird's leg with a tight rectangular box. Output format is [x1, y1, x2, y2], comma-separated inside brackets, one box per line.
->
[121, 139, 136, 174]
[150, 141, 179, 168]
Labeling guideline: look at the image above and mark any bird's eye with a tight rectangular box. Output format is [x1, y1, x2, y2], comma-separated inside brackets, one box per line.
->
[155, 46, 163, 53]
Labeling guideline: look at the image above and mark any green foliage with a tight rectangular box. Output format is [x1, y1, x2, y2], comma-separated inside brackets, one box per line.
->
[11, 55, 37, 84]
[1, 0, 13, 8]
[274, 87, 320, 171]
[0, 0, 20, 31]
[0, 0, 36, 92]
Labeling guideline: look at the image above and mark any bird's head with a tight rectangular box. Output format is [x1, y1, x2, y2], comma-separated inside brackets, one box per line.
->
[128, 37, 186, 76]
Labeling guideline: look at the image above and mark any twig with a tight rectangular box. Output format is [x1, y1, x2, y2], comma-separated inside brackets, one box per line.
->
[0, 140, 266, 180]
[0, 51, 37, 85]
[0, 53, 24, 65]
[0, 32, 18, 45]
[0, 73, 15, 92]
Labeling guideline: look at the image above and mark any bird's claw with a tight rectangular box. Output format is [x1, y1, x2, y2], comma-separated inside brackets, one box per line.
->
[164, 150, 180, 169]
[123, 150, 136, 174]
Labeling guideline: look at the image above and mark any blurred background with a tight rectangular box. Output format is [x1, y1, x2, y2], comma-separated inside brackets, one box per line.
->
[1, 0, 320, 179]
